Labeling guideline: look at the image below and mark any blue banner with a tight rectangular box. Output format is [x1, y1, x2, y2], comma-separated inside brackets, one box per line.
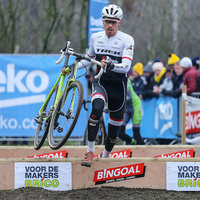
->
[87, 0, 109, 47]
[0, 55, 87, 137]
[126, 97, 179, 139]
[104, 97, 178, 139]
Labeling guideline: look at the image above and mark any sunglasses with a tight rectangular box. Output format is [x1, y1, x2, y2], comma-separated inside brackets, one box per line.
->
[103, 19, 119, 25]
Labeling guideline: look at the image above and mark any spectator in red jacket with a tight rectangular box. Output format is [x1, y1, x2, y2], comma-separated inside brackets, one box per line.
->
[180, 57, 199, 95]
[192, 56, 200, 72]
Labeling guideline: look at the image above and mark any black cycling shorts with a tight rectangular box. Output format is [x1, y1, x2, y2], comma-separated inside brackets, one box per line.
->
[91, 78, 127, 123]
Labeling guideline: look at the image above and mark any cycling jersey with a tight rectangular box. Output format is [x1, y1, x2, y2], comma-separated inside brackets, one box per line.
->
[77, 30, 134, 81]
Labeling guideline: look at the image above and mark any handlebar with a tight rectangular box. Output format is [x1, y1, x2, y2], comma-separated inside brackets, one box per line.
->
[55, 42, 104, 79]
[55, 51, 65, 64]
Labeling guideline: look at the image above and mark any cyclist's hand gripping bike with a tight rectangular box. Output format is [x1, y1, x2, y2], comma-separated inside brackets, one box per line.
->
[34, 41, 103, 150]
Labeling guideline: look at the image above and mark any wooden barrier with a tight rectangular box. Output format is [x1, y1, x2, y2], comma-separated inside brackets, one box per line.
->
[1, 157, 200, 191]
[1, 145, 200, 158]
[0, 145, 200, 190]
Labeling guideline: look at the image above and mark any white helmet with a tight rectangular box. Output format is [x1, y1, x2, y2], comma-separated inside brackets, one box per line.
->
[101, 4, 123, 20]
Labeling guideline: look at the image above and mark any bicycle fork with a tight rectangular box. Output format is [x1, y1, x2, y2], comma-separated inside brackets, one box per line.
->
[59, 86, 76, 122]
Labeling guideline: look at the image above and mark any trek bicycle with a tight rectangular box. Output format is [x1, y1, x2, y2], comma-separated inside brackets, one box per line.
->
[34, 41, 104, 150]
[82, 99, 107, 145]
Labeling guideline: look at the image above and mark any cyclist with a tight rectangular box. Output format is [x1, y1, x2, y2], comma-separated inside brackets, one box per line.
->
[118, 78, 145, 145]
[62, 4, 134, 167]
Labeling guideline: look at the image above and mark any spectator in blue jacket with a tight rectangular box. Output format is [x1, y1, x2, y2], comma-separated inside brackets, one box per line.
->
[172, 61, 184, 98]
[131, 62, 145, 96]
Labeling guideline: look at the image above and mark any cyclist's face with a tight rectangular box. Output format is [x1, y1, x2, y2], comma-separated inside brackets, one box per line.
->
[103, 17, 121, 37]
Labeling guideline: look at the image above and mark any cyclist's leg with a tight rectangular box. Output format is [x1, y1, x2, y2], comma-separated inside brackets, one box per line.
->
[132, 103, 145, 145]
[103, 108, 125, 157]
[101, 80, 126, 158]
[118, 105, 133, 143]
[81, 79, 107, 167]
[87, 98, 104, 150]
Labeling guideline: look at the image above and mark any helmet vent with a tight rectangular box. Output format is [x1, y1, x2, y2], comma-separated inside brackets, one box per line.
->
[114, 10, 118, 15]
[110, 8, 113, 14]
[106, 9, 109, 14]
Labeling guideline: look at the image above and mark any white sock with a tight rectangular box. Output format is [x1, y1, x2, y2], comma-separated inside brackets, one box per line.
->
[87, 141, 95, 154]
[102, 149, 110, 158]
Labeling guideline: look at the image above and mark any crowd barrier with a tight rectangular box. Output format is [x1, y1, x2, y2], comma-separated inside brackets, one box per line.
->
[1, 54, 200, 143]
[1, 145, 200, 191]
[0, 54, 180, 142]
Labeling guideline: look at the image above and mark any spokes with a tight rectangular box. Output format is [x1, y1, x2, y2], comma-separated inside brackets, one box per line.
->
[48, 81, 83, 150]
[34, 85, 58, 150]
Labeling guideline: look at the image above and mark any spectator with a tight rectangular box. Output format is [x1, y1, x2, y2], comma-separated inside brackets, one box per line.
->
[192, 56, 200, 72]
[172, 61, 184, 98]
[180, 57, 199, 95]
[140, 61, 166, 100]
[128, 69, 134, 82]
[143, 60, 153, 79]
[118, 78, 145, 145]
[168, 53, 180, 79]
[156, 67, 173, 96]
[131, 62, 145, 96]
[139, 60, 154, 100]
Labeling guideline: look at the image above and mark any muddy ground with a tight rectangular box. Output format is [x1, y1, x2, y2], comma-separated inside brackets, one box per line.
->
[0, 186, 200, 200]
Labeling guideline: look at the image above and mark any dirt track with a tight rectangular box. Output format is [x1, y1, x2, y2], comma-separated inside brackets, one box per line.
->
[1, 186, 200, 200]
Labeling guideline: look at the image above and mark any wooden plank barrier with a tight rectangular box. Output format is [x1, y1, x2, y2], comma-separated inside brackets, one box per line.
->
[0, 145, 200, 190]
[1, 145, 200, 158]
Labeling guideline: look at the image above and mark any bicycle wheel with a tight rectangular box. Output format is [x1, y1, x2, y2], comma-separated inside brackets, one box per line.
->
[83, 118, 107, 145]
[169, 138, 182, 145]
[34, 85, 58, 150]
[48, 81, 83, 150]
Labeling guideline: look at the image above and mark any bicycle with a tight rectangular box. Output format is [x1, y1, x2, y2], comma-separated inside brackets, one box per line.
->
[34, 41, 104, 150]
[169, 132, 200, 145]
[82, 99, 107, 145]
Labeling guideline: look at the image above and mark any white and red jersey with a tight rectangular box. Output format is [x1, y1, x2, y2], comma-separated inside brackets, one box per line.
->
[77, 30, 134, 81]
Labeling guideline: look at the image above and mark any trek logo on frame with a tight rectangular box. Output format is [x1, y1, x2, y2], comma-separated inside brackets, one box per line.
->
[93, 163, 146, 185]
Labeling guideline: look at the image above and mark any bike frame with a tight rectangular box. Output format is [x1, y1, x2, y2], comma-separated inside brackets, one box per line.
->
[38, 41, 80, 121]
[38, 67, 78, 119]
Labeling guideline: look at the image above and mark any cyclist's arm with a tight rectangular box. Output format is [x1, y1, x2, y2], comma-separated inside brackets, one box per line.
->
[77, 35, 96, 70]
[111, 36, 134, 74]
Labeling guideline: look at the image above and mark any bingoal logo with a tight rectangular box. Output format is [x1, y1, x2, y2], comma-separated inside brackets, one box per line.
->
[186, 111, 200, 134]
[94, 149, 132, 158]
[27, 150, 68, 158]
[154, 149, 195, 158]
[93, 163, 145, 185]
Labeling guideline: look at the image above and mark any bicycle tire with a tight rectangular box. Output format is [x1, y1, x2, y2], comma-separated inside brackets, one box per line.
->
[169, 138, 182, 145]
[48, 81, 83, 150]
[83, 118, 106, 145]
[34, 85, 58, 150]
